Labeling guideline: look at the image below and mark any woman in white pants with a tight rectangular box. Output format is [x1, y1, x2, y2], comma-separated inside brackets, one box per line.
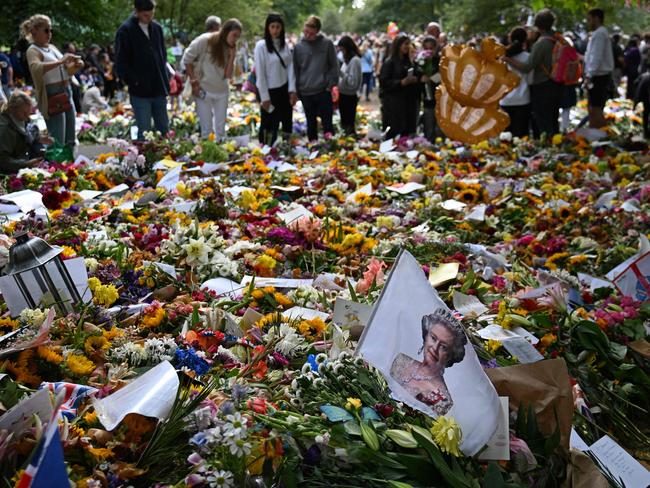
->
[182, 19, 242, 140]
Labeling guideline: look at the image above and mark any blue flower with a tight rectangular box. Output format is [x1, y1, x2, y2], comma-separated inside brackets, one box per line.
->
[189, 431, 208, 447]
[305, 354, 320, 375]
[174, 347, 210, 376]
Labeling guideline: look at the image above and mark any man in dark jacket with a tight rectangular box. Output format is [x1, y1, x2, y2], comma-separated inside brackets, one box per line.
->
[115, 0, 169, 140]
[0, 91, 49, 174]
[293, 15, 339, 141]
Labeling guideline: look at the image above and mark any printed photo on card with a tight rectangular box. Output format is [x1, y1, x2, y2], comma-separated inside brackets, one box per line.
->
[357, 250, 500, 455]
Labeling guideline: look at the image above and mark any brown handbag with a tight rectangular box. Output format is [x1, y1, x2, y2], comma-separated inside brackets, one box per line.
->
[48, 91, 72, 116]
[47, 65, 72, 116]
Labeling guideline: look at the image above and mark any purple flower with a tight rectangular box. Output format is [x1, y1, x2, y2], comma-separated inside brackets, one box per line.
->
[304, 444, 321, 465]
[231, 383, 249, 403]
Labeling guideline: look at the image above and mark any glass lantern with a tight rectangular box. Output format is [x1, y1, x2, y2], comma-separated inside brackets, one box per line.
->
[3, 232, 82, 316]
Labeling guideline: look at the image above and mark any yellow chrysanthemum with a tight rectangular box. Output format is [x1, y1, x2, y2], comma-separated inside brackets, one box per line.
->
[430, 416, 462, 457]
[92, 283, 119, 307]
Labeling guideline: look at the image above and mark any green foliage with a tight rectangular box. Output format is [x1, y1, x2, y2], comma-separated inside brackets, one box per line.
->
[0, 0, 128, 47]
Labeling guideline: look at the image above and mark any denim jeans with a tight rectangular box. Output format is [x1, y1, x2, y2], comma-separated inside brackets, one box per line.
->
[130, 95, 169, 140]
[45, 85, 76, 147]
[300, 90, 334, 141]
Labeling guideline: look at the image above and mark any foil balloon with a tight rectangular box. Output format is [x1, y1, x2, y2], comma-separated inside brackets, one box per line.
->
[436, 37, 519, 144]
[439, 38, 520, 108]
[435, 85, 511, 144]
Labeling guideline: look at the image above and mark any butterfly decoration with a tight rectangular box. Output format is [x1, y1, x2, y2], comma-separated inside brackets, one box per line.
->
[320, 405, 382, 423]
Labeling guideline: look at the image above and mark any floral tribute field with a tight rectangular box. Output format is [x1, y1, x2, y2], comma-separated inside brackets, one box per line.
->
[0, 95, 649, 488]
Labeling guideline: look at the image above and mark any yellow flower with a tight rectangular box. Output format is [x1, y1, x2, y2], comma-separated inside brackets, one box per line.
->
[540, 333, 557, 348]
[545, 252, 569, 271]
[84, 335, 110, 355]
[92, 283, 119, 307]
[345, 397, 362, 410]
[353, 192, 370, 204]
[456, 188, 480, 204]
[88, 277, 101, 292]
[103, 327, 124, 341]
[66, 354, 96, 376]
[141, 307, 165, 329]
[87, 446, 115, 460]
[430, 416, 462, 457]
[376, 216, 394, 229]
[0, 317, 19, 332]
[551, 133, 563, 145]
[37, 345, 63, 364]
[84, 410, 98, 424]
[273, 292, 293, 307]
[485, 339, 502, 355]
[61, 246, 77, 258]
[239, 190, 258, 211]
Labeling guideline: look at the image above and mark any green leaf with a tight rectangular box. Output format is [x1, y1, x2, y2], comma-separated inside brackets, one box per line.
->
[360, 421, 380, 451]
[484, 461, 506, 488]
[387, 482, 415, 488]
[386, 429, 418, 449]
[608, 342, 628, 362]
[344, 420, 362, 436]
[191, 304, 200, 327]
[347, 280, 359, 302]
[411, 429, 474, 488]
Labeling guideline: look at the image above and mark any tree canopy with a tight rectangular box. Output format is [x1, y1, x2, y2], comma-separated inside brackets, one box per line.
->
[0, 0, 648, 49]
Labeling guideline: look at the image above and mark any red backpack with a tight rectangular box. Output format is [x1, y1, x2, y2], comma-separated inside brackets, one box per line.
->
[544, 34, 582, 85]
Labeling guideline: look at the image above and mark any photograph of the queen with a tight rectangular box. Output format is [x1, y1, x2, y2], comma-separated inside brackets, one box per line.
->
[390, 309, 467, 415]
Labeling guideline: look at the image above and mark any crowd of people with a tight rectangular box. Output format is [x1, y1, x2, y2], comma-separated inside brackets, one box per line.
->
[1, 0, 650, 174]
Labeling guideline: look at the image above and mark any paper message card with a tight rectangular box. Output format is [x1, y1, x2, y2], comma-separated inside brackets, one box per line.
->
[588, 435, 650, 487]
[501, 337, 544, 363]
[283, 306, 329, 321]
[332, 299, 373, 329]
[429, 262, 459, 288]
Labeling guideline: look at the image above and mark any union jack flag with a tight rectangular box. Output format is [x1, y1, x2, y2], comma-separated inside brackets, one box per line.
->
[16, 416, 69, 488]
[39, 382, 98, 420]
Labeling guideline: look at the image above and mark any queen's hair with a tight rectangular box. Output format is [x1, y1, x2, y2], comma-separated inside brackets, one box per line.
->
[421, 309, 467, 367]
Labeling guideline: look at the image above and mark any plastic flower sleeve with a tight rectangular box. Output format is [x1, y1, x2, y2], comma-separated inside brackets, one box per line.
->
[92, 360, 180, 431]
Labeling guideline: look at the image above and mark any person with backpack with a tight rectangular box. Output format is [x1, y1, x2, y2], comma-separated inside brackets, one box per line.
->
[584, 8, 614, 129]
[253, 13, 296, 145]
[504, 9, 564, 138]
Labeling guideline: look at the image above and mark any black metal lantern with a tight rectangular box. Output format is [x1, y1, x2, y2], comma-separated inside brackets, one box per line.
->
[3, 232, 82, 316]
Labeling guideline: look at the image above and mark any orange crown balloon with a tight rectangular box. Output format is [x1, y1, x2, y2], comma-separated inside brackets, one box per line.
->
[439, 38, 520, 108]
[436, 37, 520, 144]
[435, 85, 511, 144]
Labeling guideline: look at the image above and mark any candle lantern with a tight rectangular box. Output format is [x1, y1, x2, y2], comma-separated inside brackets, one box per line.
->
[3, 232, 81, 316]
